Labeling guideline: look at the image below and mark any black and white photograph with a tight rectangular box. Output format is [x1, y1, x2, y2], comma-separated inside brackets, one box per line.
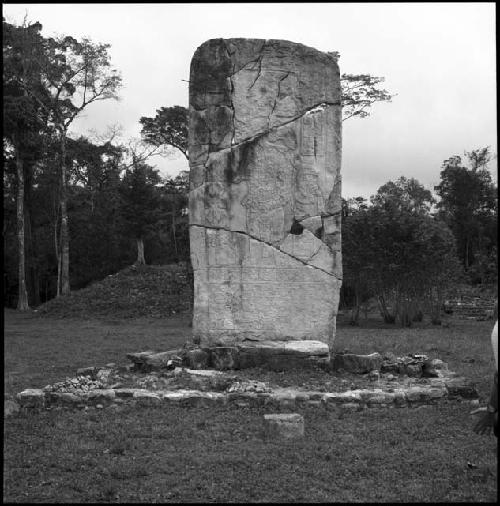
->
[3, 2, 497, 502]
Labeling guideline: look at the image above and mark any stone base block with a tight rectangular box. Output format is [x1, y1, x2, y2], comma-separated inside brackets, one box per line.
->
[126, 350, 184, 371]
[263, 413, 304, 439]
[16, 389, 45, 408]
[212, 340, 329, 370]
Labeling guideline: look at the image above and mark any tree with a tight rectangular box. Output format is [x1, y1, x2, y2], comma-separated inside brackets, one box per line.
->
[156, 171, 190, 262]
[342, 178, 462, 326]
[14, 29, 122, 295]
[3, 18, 49, 309]
[65, 135, 128, 287]
[341, 202, 376, 325]
[370, 176, 436, 215]
[435, 148, 497, 281]
[139, 106, 189, 160]
[119, 162, 162, 265]
[340, 73, 394, 122]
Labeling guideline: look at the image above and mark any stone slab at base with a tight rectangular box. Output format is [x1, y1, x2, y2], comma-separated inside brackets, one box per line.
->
[211, 340, 330, 370]
[263, 413, 305, 439]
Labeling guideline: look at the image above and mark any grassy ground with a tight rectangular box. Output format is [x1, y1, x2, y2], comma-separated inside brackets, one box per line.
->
[4, 309, 498, 502]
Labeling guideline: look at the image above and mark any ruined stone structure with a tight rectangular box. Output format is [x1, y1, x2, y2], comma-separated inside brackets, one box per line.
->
[188, 38, 342, 348]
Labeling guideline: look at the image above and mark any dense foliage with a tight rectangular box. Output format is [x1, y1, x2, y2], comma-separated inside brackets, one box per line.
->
[434, 148, 497, 284]
[342, 171, 497, 326]
[3, 18, 190, 307]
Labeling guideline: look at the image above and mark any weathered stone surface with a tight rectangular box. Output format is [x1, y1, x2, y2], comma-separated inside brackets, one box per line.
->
[189, 38, 342, 348]
[263, 413, 305, 438]
[96, 368, 113, 383]
[126, 350, 184, 371]
[405, 386, 434, 403]
[422, 358, 447, 378]
[209, 340, 329, 370]
[114, 388, 141, 398]
[323, 391, 363, 404]
[444, 378, 478, 398]
[365, 391, 396, 405]
[17, 389, 45, 408]
[46, 392, 82, 406]
[179, 368, 225, 378]
[76, 366, 98, 378]
[405, 364, 423, 377]
[332, 352, 382, 374]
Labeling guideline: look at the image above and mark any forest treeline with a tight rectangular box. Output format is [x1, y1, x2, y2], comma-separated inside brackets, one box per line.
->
[3, 18, 497, 324]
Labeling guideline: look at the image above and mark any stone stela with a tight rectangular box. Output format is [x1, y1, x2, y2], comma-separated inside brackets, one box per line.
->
[188, 38, 342, 349]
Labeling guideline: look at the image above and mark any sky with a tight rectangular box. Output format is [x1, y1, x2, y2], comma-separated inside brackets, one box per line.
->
[3, 2, 497, 198]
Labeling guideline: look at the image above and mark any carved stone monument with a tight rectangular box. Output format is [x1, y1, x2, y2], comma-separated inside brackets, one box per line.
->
[188, 38, 342, 349]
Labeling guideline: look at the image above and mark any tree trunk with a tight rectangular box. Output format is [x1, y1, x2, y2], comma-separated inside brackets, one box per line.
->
[136, 237, 146, 265]
[349, 290, 361, 326]
[15, 149, 29, 310]
[377, 294, 395, 324]
[59, 132, 70, 295]
[25, 204, 41, 306]
[55, 217, 61, 297]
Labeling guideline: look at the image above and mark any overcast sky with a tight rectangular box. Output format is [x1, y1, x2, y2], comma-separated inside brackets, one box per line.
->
[3, 2, 497, 198]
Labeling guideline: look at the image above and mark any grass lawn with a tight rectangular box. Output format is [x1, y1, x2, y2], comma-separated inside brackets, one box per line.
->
[3, 309, 498, 502]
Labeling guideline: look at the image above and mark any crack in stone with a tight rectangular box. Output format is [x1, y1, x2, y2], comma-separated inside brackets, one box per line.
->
[268, 71, 291, 128]
[189, 223, 341, 279]
[203, 101, 340, 157]
[248, 49, 265, 91]
[222, 40, 237, 146]
[228, 56, 261, 77]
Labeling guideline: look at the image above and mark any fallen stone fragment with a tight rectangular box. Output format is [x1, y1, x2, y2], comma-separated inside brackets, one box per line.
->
[179, 368, 225, 377]
[366, 391, 396, 405]
[405, 386, 434, 403]
[332, 352, 382, 374]
[227, 380, 270, 393]
[263, 413, 305, 439]
[444, 378, 478, 399]
[126, 349, 184, 371]
[405, 364, 423, 377]
[422, 358, 447, 378]
[322, 391, 362, 404]
[17, 389, 45, 408]
[96, 368, 112, 383]
[76, 366, 98, 378]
